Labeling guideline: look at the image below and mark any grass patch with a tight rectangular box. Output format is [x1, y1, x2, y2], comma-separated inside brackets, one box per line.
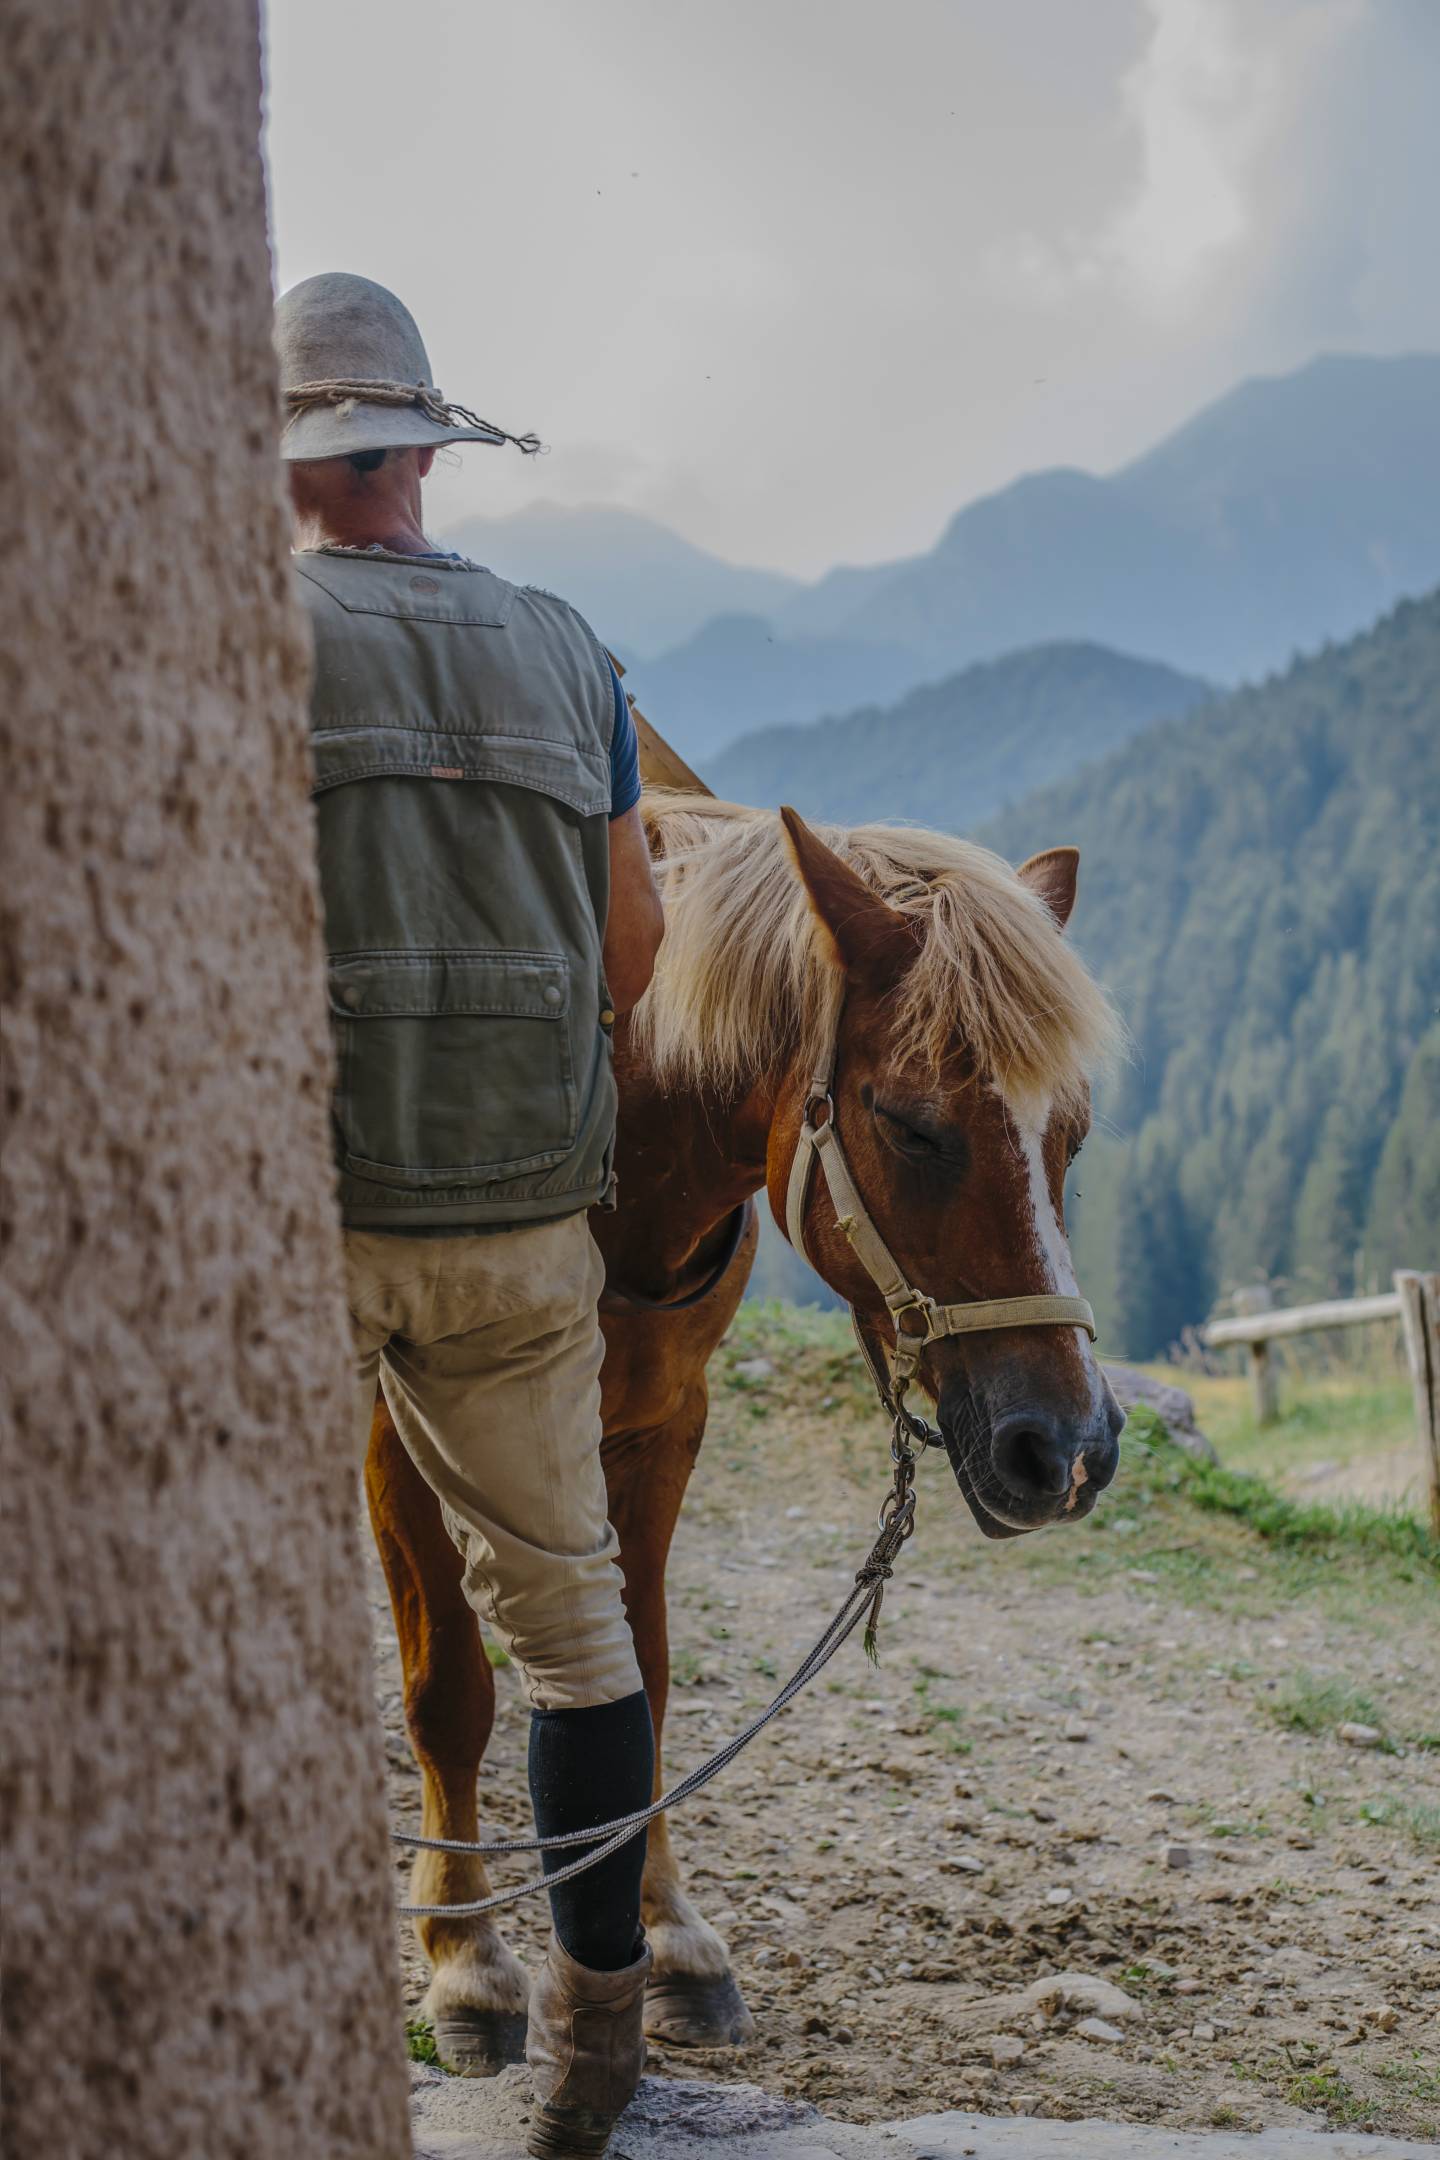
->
[1283, 2066, 1369, 2125]
[1119, 1405, 1438, 1570]
[1357, 1794, 1440, 1852]
[1377, 2053, 1440, 2104]
[1181, 1462, 1435, 1566]
[406, 2017, 443, 2068]
[722, 1299, 868, 1397]
[1268, 1671, 1384, 1736]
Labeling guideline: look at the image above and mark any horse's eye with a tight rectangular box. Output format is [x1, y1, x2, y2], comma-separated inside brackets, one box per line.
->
[875, 1105, 941, 1158]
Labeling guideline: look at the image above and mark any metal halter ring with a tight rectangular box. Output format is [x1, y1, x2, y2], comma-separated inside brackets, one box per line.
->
[891, 1294, 937, 1343]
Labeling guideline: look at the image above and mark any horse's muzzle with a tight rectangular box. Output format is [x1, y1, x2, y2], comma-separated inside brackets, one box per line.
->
[938, 1384, 1124, 1539]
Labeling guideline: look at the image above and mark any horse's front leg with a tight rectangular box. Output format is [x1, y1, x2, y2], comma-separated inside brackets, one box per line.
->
[604, 1387, 756, 2049]
[365, 1401, 531, 2074]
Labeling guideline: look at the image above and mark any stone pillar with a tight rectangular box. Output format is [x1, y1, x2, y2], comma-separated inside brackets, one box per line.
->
[0, 5, 412, 2157]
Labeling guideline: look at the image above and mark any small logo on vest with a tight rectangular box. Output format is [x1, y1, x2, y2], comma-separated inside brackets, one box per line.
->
[430, 766, 464, 780]
[410, 574, 441, 594]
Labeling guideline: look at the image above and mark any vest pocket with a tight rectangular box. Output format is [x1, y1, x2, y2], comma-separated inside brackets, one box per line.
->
[328, 949, 577, 1188]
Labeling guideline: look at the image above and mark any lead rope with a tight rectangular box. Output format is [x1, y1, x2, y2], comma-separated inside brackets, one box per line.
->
[392, 1385, 927, 1919]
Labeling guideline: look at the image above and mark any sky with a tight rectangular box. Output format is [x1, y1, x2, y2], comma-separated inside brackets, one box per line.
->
[264, 0, 1440, 579]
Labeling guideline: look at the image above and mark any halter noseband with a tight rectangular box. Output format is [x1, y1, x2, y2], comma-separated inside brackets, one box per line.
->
[784, 1023, 1096, 1406]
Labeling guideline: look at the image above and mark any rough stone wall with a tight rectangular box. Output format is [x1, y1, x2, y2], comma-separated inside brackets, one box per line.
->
[0, 6, 411, 2156]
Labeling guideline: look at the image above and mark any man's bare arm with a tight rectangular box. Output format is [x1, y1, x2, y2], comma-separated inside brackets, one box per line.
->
[603, 805, 664, 1013]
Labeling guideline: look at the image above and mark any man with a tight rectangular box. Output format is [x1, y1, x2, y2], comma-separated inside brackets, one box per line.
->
[276, 271, 665, 2160]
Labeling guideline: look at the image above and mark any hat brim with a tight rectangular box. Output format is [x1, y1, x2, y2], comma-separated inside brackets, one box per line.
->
[280, 400, 506, 463]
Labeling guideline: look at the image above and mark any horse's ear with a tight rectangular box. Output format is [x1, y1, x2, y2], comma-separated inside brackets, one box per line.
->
[1018, 845, 1079, 931]
[780, 806, 918, 981]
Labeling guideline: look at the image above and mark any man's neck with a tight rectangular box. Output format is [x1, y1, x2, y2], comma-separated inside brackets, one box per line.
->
[293, 506, 434, 557]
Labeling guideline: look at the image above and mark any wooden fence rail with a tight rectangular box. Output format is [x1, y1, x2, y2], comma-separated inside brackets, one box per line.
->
[1201, 1271, 1440, 1535]
[1202, 1291, 1402, 1350]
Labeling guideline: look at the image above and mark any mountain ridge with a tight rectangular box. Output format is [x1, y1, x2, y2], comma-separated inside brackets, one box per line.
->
[708, 639, 1213, 828]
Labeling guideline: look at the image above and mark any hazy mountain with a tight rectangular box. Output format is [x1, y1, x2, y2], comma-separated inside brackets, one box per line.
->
[980, 590, 1440, 1357]
[623, 614, 923, 766]
[439, 503, 800, 661]
[709, 641, 1212, 826]
[775, 354, 1440, 685]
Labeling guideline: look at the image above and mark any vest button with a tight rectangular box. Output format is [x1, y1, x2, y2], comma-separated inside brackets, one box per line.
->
[542, 983, 563, 1007]
[337, 984, 362, 1010]
[599, 1007, 616, 1029]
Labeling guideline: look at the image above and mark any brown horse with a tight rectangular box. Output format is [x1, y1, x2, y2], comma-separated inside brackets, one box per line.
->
[364, 790, 1123, 2069]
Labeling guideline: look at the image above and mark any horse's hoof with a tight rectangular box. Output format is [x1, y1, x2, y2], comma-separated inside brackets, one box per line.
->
[431, 2008, 528, 2077]
[644, 1969, 755, 2048]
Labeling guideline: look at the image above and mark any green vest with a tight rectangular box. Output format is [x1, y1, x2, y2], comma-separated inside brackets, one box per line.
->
[295, 548, 618, 1230]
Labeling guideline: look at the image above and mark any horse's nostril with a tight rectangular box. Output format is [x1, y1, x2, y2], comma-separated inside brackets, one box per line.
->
[992, 1414, 1072, 1499]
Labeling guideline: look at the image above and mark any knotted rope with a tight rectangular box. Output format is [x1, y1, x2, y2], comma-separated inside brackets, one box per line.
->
[283, 377, 543, 455]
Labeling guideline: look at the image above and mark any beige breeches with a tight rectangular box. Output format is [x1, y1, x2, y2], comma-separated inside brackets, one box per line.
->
[344, 1213, 642, 1711]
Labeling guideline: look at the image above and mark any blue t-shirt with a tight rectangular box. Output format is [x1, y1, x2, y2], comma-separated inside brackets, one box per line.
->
[607, 662, 642, 821]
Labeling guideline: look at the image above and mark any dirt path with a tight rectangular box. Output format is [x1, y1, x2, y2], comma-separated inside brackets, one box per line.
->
[373, 1310, 1440, 2144]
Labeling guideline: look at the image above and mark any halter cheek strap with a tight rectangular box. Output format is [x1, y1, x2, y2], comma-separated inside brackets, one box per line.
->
[783, 1044, 1096, 1398]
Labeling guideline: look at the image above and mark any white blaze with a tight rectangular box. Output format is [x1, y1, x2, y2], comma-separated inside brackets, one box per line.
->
[1017, 1112, 1079, 1296]
[1016, 1105, 1103, 1412]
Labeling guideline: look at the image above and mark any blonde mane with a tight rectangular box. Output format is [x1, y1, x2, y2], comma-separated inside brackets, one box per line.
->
[631, 791, 1120, 1115]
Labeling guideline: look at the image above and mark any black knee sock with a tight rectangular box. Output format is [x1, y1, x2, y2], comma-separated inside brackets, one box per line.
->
[528, 1688, 655, 1972]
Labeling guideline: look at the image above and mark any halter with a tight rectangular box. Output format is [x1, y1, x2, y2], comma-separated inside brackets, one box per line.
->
[784, 1017, 1096, 1421]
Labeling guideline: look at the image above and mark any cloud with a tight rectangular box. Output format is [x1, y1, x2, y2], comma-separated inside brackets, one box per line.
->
[266, 0, 1440, 574]
[981, 0, 1375, 320]
[1105, 0, 1283, 305]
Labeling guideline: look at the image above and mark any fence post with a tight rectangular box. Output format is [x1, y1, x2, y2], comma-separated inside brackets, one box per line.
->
[1248, 1342, 1279, 1426]
[1394, 1271, 1440, 1539]
[1234, 1286, 1279, 1426]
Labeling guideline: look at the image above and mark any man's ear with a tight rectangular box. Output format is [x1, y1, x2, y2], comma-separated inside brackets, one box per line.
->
[780, 806, 918, 981]
[1017, 845, 1080, 931]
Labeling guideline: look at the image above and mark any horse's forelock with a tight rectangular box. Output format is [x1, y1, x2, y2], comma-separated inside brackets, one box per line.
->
[633, 792, 1121, 1109]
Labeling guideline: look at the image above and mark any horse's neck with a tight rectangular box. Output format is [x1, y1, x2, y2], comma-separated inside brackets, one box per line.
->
[600, 1036, 777, 1302]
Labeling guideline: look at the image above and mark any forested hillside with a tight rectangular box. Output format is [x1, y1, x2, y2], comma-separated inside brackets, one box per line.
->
[710, 641, 1211, 827]
[983, 593, 1440, 1356]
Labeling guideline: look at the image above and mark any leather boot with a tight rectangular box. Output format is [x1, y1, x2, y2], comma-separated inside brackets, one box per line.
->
[525, 1934, 652, 2159]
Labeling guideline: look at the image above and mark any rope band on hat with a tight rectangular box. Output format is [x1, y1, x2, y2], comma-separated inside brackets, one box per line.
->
[283, 377, 543, 454]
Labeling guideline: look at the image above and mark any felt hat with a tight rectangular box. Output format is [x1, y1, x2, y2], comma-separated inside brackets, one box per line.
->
[274, 271, 538, 463]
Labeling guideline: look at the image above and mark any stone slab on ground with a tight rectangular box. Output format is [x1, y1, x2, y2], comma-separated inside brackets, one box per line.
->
[1102, 1364, 1217, 1462]
[411, 2066, 848, 2159]
[410, 2069, 1436, 2160]
[896, 2113, 1436, 2159]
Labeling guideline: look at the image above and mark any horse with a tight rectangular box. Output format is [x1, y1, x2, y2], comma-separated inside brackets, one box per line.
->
[363, 790, 1124, 2071]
